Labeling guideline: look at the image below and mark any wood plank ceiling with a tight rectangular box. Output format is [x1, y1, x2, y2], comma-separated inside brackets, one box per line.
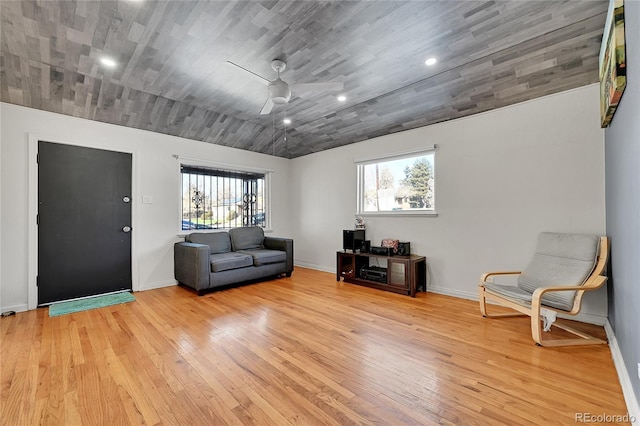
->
[1, 1, 608, 158]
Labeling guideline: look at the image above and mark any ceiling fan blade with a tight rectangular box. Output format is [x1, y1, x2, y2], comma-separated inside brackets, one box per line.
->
[291, 82, 344, 94]
[259, 98, 274, 115]
[226, 61, 270, 85]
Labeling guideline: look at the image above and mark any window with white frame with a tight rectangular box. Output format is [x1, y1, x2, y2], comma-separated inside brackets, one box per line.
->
[180, 164, 268, 231]
[356, 148, 436, 214]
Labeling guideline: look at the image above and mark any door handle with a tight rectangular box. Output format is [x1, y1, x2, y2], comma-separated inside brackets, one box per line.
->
[122, 226, 132, 233]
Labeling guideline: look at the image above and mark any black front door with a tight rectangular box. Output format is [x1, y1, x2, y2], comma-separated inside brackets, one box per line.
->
[38, 141, 132, 305]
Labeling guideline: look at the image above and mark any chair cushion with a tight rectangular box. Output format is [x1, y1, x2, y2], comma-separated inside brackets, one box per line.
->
[237, 249, 286, 266]
[229, 227, 264, 250]
[210, 252, 253, 272]
[517, 233, 600, 311]
[483, 283, 533, 303]
[186, 232, 231, 254]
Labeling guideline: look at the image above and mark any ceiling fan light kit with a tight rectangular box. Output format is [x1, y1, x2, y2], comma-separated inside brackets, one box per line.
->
[269, 60, 291, 104]
[269, 79, 291, 104]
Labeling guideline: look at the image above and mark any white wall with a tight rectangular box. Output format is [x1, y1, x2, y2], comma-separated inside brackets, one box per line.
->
[0, 103, 291, 312]
[0, 85, 608, 321]
[291, 84, 608, 323]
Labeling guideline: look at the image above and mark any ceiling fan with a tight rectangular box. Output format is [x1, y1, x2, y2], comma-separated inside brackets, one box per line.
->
[226, 59, 344, 115]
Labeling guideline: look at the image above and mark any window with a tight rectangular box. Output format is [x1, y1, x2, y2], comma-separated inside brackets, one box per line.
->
[180, 165, 267, 230]
[356, 148, 436, 214]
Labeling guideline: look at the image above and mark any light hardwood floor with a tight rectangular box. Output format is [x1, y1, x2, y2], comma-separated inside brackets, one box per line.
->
[1, 268, 629, 425]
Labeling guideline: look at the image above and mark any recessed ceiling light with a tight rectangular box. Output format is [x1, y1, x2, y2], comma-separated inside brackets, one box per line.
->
[283, 118, 291, 125]
[337, 95, 347, 102]
[100, 57, 116, 67]
[425, 57, 437, 66]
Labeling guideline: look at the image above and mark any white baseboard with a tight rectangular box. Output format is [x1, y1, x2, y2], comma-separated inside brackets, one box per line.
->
[137, 279, 177, 292]
[1, 304, 29, 314]
[427, 285, 477, 301]
[294, 261, 334, 274]
[605, 321, 640, 421]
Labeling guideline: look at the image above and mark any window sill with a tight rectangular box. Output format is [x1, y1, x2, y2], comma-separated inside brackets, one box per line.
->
[177, 228, 272, 238]
[358, 211, 438, 218]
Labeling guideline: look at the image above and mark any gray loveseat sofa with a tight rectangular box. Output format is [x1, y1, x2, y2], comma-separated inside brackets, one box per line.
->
[174, 227, 293, 294]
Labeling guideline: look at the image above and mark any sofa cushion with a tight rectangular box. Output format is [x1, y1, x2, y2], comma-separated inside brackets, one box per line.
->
[186, 232, 231, 254]
[210, 252, 253, 272]
[517, 232, 599, 311]
[229, 227, 264, 250]
[237, 249, 286, 266]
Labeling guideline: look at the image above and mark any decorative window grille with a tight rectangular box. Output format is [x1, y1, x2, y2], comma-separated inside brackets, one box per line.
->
[180, 165, 266, 230]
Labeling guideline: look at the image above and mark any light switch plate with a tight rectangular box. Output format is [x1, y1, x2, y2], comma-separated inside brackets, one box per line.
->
[142, 195, 153, 204]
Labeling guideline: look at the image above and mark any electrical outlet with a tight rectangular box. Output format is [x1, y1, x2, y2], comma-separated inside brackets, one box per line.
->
[142, 195, 153, 204]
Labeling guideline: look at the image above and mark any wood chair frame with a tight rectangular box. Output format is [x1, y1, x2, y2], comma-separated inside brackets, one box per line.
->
[478, 236, 609, 347]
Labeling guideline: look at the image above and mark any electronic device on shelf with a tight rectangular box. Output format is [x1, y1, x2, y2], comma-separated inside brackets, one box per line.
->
[360, 266, 388, 283]
[336, 250, 426, 297]
[361, 240, 371, 253]
[343, 229, 365, 252]
[370, 246, 392, 256]
[397, 242, 410, 256]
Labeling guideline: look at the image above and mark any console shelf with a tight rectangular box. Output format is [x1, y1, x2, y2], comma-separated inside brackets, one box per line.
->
[336, 251, 426, 297]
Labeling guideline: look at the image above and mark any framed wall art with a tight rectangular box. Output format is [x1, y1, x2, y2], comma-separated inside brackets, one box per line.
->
[599, 0, 627, 128]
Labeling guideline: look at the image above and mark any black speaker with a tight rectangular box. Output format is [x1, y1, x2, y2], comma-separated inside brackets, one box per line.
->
[397, 242, 411, 256]
[361, 240, 371, 253]
[370, 246, 392, 256]
[343, 229, 365, 252]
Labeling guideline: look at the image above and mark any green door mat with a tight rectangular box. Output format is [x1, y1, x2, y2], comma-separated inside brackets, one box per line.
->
[49, 292, 135, 317]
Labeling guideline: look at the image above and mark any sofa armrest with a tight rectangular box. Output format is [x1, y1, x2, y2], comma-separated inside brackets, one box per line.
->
[174, 242, 210, 291]
[264, 236, 294, 276]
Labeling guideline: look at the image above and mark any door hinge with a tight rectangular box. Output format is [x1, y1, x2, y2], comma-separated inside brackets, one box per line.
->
[36, 276, 39, 287]
[36, 214, 39, 225]
[36, 153, 39, 164]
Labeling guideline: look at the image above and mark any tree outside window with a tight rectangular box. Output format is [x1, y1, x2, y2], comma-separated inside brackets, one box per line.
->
[358, 151, 435, 213]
